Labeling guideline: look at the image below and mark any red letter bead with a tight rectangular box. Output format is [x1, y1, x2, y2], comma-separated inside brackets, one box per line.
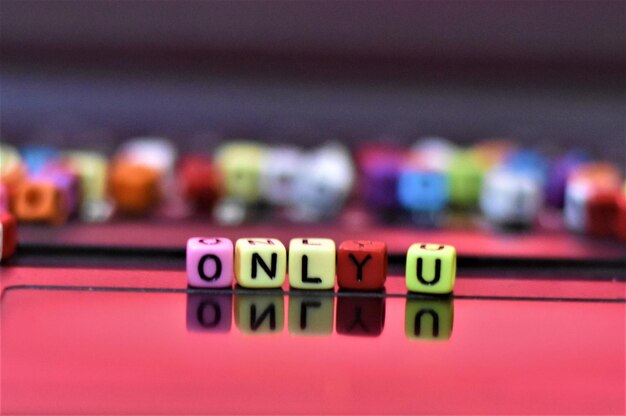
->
[337, 240, 387, 290]
[0, 212, 17, 261]
[586, 191, 620, 237]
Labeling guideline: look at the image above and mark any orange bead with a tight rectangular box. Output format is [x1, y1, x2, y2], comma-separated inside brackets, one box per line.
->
[109, 161, 160, 215]
[0, 212, 17, 260]
[14, 180, 68, 224]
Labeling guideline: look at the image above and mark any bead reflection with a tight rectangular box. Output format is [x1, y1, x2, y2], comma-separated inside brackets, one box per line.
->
[234, 291, 285, 334]
[404, 297, 454, 341]
[288, 293, 334, 336]
[336, 292, 386, 337]
[186, 293, 232, 332]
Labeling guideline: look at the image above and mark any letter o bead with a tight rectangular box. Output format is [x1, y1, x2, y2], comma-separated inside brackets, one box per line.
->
[405, 243, 456, 294]
[186, 237, 234, 288]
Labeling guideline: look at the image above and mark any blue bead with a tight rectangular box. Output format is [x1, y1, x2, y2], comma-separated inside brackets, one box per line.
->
[504, 150, 549, 183]
[20, 146, 60, 174]
[397, 170, 449, 212]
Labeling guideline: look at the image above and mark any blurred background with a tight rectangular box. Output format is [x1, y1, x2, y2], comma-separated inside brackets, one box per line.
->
[2, 0, 625, 158]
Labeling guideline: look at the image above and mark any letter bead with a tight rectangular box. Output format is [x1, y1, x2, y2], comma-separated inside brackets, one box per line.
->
[288, 238, 336, 290]
[186, 293, 232, 332]
[235, 238, 286, 288]
[186, 237, 234, 288]
[337, 240, 387, 290]
[288, 294, 334, 336]
[405, 243, 456, 294]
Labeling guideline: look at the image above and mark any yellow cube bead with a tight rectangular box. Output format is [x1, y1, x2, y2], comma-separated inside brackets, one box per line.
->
[62, 151, 108, 202]
[235, 293, 284, 334]
[288, 238, 336, 290]
[215, 142, 264, 203]
[288, 294, 334, 336]
[404, 298, 454, 341]
[235, 238, 286, 288]
[406, 243, 456, 294]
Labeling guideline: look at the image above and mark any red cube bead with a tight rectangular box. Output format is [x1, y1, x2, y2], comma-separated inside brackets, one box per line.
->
[337, 240, 387, 290]
[178, 156, 223, 210]
[586, 191, 619, 237]
[1, 212, 17, 261]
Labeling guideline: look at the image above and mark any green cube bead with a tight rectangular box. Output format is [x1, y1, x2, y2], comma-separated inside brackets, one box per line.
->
[405, 243, 456, 294]
[215, 142, 264, 203]
[447, 152, 484, 208]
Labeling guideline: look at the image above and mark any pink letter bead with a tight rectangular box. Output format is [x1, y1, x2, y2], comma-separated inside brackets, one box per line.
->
[186, 237, 234, 288]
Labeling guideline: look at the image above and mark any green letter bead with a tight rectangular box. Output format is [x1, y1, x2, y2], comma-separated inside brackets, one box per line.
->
[235, 293, 284, 334]
[405, 243, 456, 294]
[215, 142, 264, 203]
[288, 294, 334, 336]
[404, 298, 454, 341]
[288, 238, 336, 290]
[235, 238, 286, 288]
[447, 152, 484, 208]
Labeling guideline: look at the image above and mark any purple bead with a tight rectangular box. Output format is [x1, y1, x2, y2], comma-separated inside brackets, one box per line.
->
[33, 168, 80, 215]
[358, 146, 404, 210]
[545, 151, 589, 208]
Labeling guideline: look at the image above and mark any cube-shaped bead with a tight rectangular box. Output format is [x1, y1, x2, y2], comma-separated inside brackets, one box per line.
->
[186, 293, 232, 332]
[259, 147, 302, 206]
[186, 237, 234, 288]
[109, 161, 160, 215]
[178, 156, 223, 210]
[215, 142, 264, 203]
[117, 137, 178, 174]
[406, 243, 456, 294]
[356, 144, 404, 210]
[235, 238, 286, 288]
[397, 169, 449, 212]
[0, 212, 18, 261]
[291, 143, 355, 220]
[336, 295, 385, 337]
[337, 240, 387, 291]
[586, 192, 620, 237]
[62, 151, 111, 222]
[480, 168, 542, 227]
[0, 144, 27, 199]
[20, 146, 59, 174]
[447, 152, 484, 208]
[235, 293, 284, 334]
[14, 180, 67, 224]
[288, 238, 336, 290]
[405, 298, 454, 341]
[288, 294, 334, 336]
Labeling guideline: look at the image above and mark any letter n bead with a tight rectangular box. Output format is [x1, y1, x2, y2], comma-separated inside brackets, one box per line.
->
[186, 237, 234, 288]
[405, 243, 456, 294]
[235, 238, 286, 288]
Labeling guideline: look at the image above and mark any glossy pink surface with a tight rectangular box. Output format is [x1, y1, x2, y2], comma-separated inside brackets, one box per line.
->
[1, 268, 625, 414]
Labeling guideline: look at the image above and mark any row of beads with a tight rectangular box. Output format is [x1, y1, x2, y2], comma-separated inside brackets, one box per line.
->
[187, 238, 457, 294]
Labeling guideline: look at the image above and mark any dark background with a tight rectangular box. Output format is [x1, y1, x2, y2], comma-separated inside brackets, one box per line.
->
[1, 0, 624, 161]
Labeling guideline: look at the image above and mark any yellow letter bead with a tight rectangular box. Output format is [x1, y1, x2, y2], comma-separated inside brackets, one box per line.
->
[405, 243, 456, 294]
[235, 238, 286, 288]
[404, 298, 454, 341]
[215, 142, 264, 203]
[288, 238, 336, 290]
[288, 294, 334, 336]
[235, 293, 284, 334]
